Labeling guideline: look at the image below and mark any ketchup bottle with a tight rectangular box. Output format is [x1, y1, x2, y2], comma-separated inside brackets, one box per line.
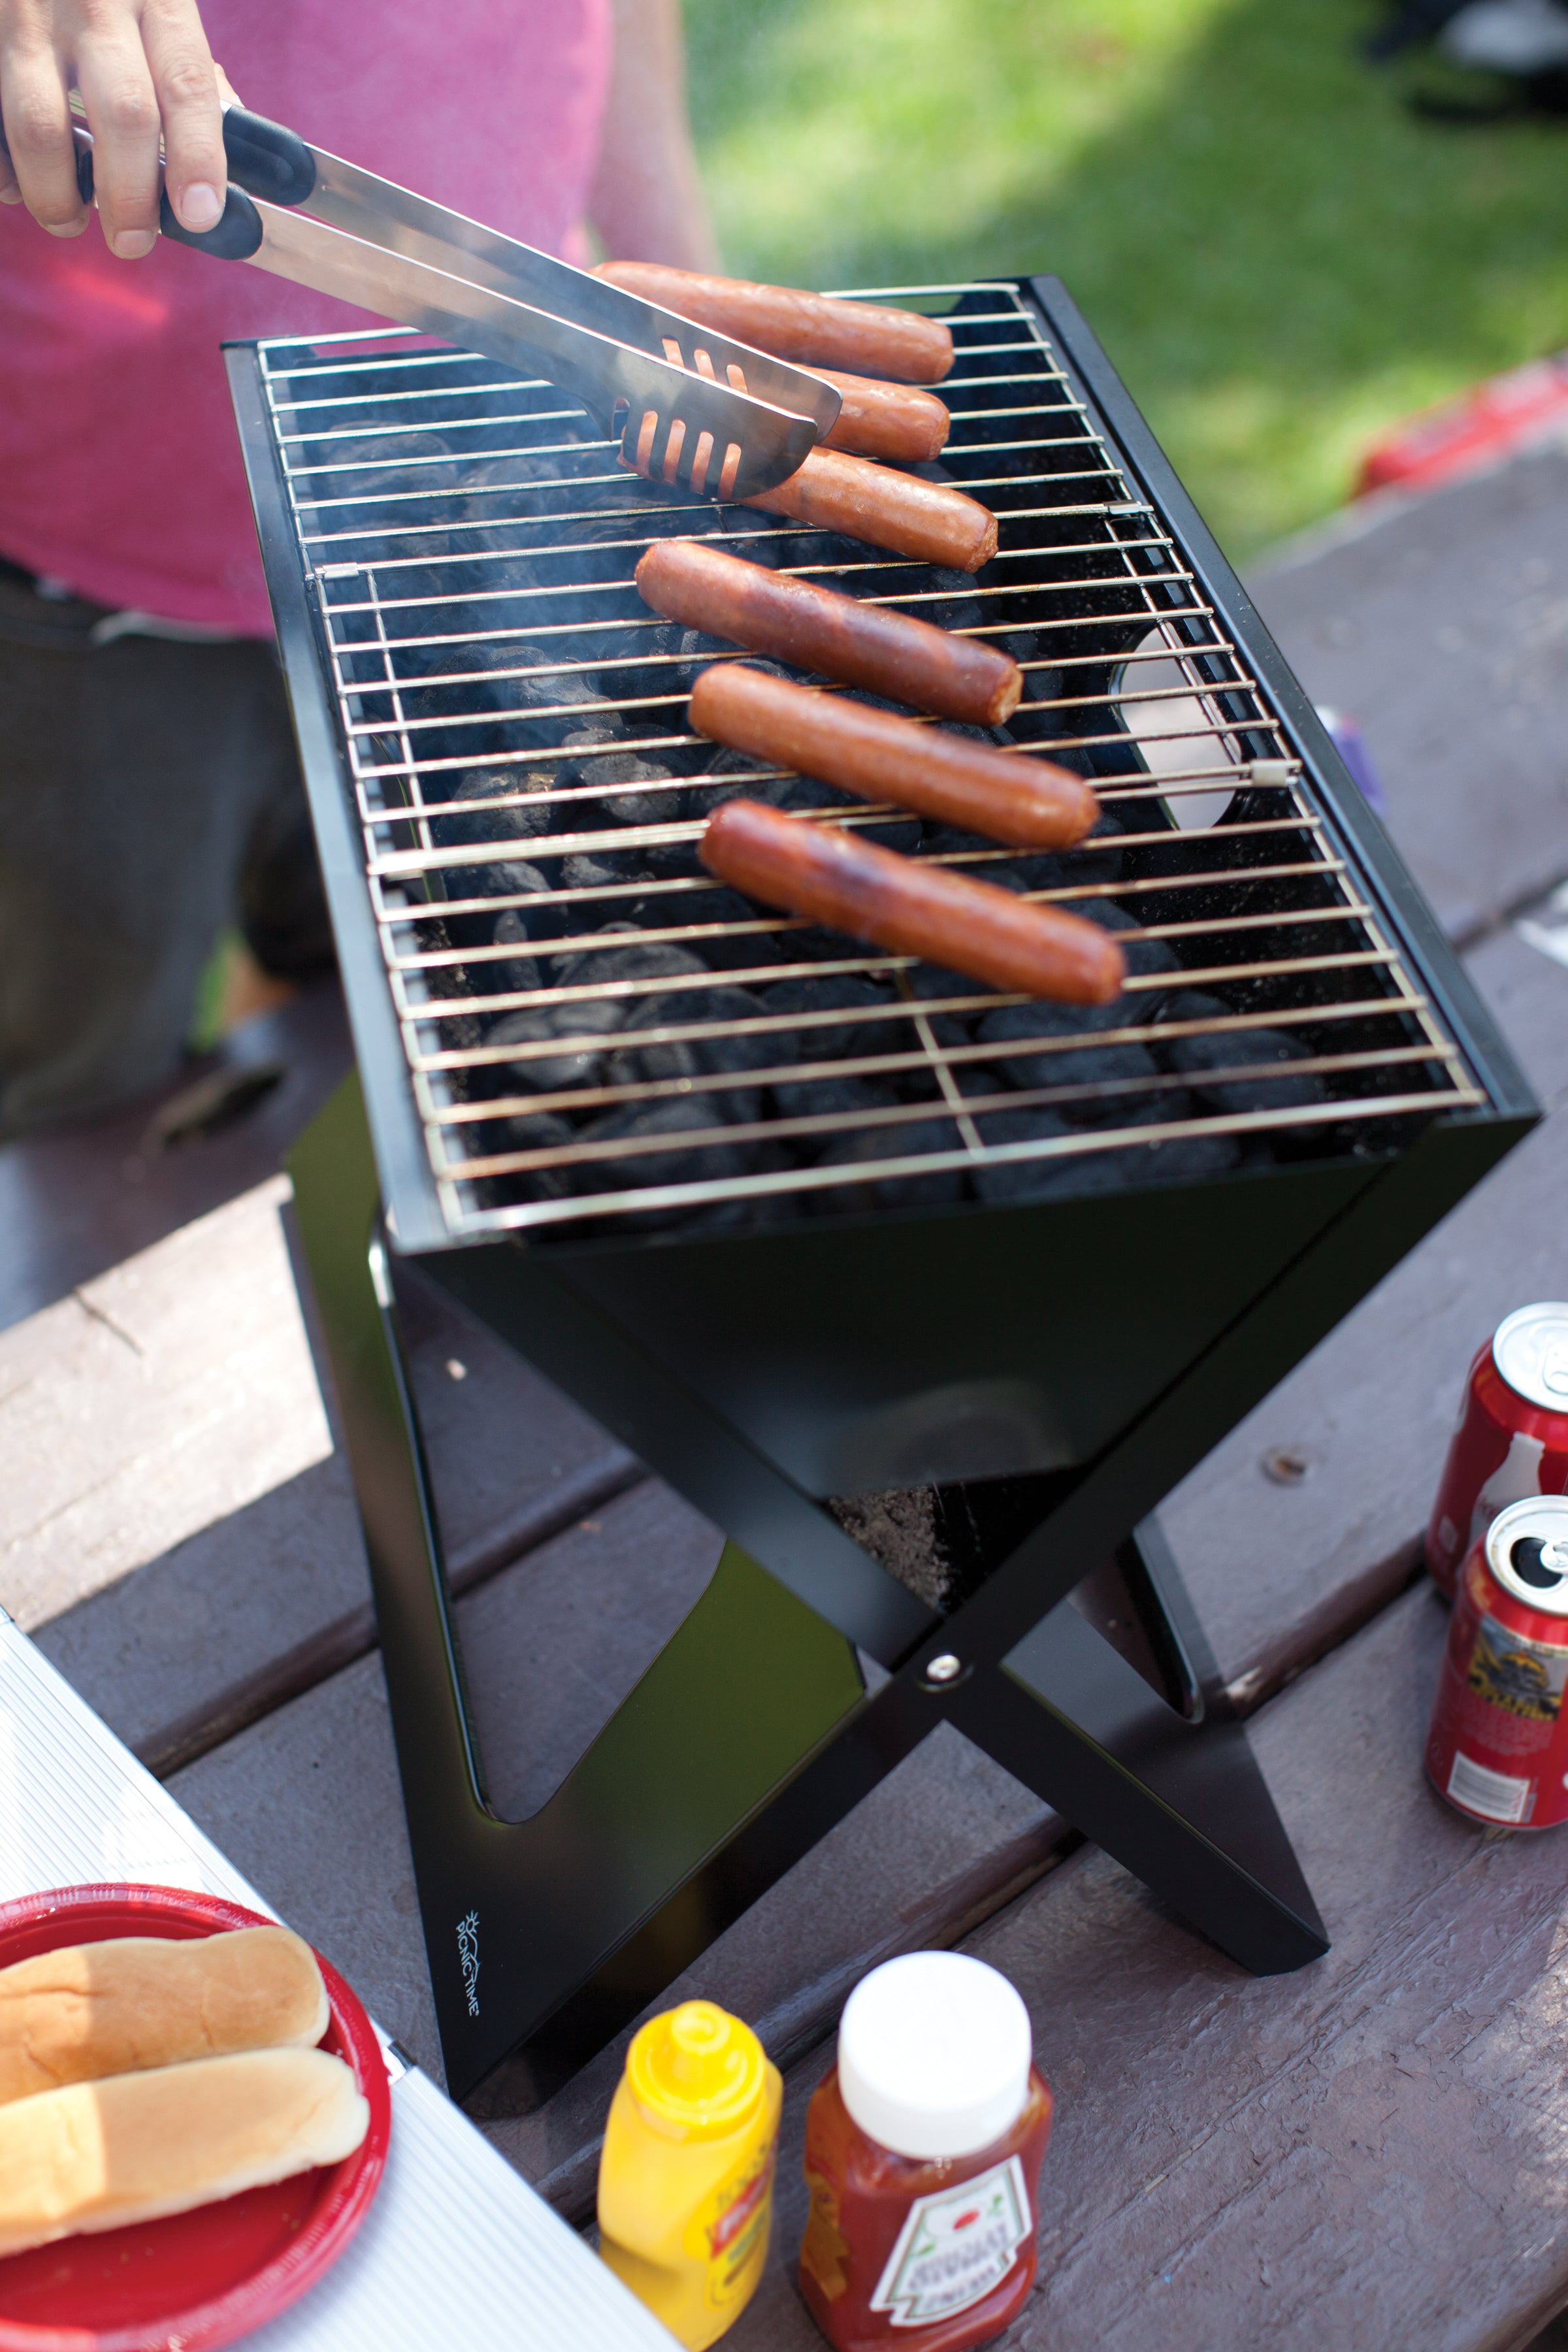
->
[798, 1953, 1053, 2351]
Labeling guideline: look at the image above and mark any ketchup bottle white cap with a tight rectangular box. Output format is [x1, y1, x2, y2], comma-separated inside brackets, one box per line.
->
[836, 1952, 1034, 2161]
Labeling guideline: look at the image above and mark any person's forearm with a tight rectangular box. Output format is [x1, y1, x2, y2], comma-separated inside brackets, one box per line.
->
[587, 0, 717, 270]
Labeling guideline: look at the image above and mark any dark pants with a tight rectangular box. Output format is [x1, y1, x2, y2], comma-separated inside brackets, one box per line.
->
[0, 561, 331, 1137]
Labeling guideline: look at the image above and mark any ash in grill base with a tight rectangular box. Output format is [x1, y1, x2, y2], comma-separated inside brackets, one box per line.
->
[827, 1489, 951, 1612]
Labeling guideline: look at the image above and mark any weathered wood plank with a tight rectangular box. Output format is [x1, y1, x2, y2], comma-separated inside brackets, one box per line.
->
[1250, 443, 1568, 943]
[1164, 920, 1568, 1711]
[0, 1177, 333, 1633]
[18, 1181, 638, 1772]
[164, 1478, 732, 2077]
[727, 1585, 1568, 2352]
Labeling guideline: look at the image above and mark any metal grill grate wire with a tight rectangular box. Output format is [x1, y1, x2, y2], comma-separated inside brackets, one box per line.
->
[252, 284, 1481, 1237]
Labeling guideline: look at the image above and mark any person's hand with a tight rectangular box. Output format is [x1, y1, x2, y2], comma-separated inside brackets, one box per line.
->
[0, 0, 225, 257]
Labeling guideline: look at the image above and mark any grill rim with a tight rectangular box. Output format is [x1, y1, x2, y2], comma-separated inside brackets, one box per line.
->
[227, 337, 449, 1250]
[224, 277, 1533, 1258]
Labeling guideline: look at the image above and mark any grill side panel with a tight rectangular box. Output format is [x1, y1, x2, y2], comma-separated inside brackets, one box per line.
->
[227, 343, 449, 1250]
[529, 1158, 1383, 1497]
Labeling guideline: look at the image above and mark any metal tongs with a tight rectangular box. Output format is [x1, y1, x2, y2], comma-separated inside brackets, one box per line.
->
[71, 103, 838, 501]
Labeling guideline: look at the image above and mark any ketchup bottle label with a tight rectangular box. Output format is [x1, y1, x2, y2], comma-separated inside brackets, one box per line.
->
[868, 2155, 1031, 2328]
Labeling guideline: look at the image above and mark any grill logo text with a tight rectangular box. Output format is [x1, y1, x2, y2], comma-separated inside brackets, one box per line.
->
[456, 1910, 481, 2016]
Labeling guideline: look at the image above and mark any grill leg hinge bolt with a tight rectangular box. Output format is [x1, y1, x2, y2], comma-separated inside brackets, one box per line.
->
[920, 1652, 968, 1691]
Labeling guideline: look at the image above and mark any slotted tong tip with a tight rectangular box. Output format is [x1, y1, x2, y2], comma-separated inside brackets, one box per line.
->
[70, 99, 836, 500]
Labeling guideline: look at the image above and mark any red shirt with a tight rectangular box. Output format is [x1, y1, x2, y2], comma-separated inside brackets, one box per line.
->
[0, 0, 612, 630]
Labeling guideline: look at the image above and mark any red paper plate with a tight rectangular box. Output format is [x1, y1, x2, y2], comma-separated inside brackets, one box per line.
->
[0, 1885, 391, 2352]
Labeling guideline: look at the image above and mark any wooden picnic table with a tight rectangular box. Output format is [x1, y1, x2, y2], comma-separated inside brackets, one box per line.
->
[4, 439, 1568, 2351]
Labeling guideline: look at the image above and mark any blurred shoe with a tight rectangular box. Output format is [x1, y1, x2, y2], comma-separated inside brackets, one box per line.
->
[1364, 0, 1473, 61]
[1440, 0, 1568, 69]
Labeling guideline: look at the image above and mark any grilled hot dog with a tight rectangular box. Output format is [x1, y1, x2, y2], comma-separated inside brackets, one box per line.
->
[638, 539, 1019, 724]
[700, 800, 1124, 1004]
[691, 666, 1096, 849]
[742, 448, 996, 572]
[593, 261, 955, 384]
[813, 370, 950, 463]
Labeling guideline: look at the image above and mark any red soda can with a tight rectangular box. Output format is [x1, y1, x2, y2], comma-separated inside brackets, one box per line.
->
[1425, 1303, 1568, 1596]
[1426, 1495, 1568, 1829]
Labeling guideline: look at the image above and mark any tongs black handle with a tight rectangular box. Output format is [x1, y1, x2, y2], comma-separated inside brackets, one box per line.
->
[220, 107, 315, 206]
[75, 105, 314, 261]
[162, 106, 316, 257]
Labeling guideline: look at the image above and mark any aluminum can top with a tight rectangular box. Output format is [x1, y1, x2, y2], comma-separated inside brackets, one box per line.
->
[1493, 1304, 1568, 1414]
[1484, 1496, 1568, 1615]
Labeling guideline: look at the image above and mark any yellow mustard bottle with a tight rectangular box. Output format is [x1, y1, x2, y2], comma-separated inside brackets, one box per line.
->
[597, 1999, 783, 2348]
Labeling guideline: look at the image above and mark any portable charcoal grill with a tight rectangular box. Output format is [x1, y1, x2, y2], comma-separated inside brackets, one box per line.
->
[227, 277, 1536, 2107]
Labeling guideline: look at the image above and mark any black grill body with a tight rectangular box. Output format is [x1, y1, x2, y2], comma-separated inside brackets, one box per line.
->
[232, 278, 1535, 2104]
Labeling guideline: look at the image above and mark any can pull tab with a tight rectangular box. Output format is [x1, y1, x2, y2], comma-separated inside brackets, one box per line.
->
[1509, 1535, 1568, 1589]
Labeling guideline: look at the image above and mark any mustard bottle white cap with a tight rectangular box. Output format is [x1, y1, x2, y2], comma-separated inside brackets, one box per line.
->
[836, 1952, 1033, 2161]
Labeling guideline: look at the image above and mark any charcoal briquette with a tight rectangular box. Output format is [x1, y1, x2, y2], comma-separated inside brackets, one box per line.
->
[1161, 1024, 1326, 1115]
[974, 1105, 1239, 1203]
[561, 741, 685, 830]
[431, 770, 556, 848]
[501, 1108, 574, 1154]
[761, 975, 900, 1065]
[484, 909, 544, 997]
[639, 830, 706, 880]
[448, 852, 560, 905]
[815, 1116, 969, 1211]
[975, 1002, 1164, 1117]
[604, 990, 765, 1122]
[970, 1108, 1075, 1203]
[1039, 1043, 1164, 1121]
[479, 862, 566, 939]
[901, 961, 992, 1046]
[657, 886, 784, 973]
[1159, 990, 1231, 1028]
[551, 938, 708, 992]
[576, 1095, 758, 1194]
[921, 826, 1064, 892]
[560, 855, 646, 895]
[774, 1073, 901, 1126]
[1060, 811, 1125, 886]
[1074, 896, 1181, 984]
[487, 999, 626, 1094]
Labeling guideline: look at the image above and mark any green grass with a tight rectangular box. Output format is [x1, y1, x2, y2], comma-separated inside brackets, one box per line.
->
[188, 927, 242, 1054]
[685, 0, 1568, 559]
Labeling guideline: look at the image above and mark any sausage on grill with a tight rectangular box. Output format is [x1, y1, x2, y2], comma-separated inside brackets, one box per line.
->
[700, 800, 1125, 1004]
[742, 448, 997, 572]
[593, 261, 955, 383]
[813, 370, 949, 463]
[691, 665, 1095, 849]
[637, 539, 1019, 724]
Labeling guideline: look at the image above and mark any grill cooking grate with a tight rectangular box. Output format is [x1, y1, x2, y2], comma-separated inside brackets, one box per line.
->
[250, 282, 1482, 1238]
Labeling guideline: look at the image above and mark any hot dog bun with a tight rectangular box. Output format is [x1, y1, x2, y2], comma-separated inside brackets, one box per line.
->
[0, 1926, 329, 2106]
[0, 2047, 368, 2259]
